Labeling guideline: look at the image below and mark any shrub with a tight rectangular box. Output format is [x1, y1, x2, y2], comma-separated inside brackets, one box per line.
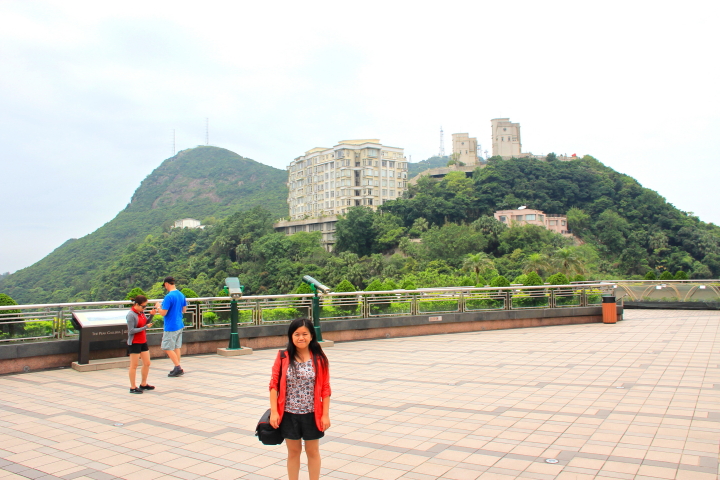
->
[572, 274, 586, 282]
[474, 275, 487, 287]
[400, 278, 417, 290]
[295, 283, 313, 294]
[491, 276, 510, 287]
[125, 287, 146, 301]
[524, 271, 543, 286]
[659, 271, 673, 280]
[365, 279, 385, 292]
[512, 274, 528, 285]
[203, 311, 219, 324]
[456, 275, 475, 287]
[546, 273, 570, 286]
[674, 270, 688, 280]
[181, 288, 201, 304]
[262, 307, 304, 323]
[382, 279, 399, 291]
[644, 271, 657, 280]
[333, 279, 358, 314]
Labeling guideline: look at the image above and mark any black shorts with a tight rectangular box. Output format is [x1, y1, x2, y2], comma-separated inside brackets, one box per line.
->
[128, 343, 149, 354]
[280, 412, 324, 441]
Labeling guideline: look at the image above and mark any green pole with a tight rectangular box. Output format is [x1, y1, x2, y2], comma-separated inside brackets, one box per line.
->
[228, 298, 240, 349]
[310, 285, 324, 341]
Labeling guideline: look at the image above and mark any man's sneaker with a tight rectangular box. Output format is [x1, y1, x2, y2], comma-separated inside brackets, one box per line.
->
[129, 388, 143, 394]
[168, 366, 184, 377]
[139, 384, 155, 390]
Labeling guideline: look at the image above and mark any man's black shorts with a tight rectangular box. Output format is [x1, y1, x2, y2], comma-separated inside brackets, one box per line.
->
[280, 412, 324, 441]
[128, 343, 149, 354]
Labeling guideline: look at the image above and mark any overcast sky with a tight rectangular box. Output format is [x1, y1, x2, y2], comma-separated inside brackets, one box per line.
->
[1, 0, 718, 274]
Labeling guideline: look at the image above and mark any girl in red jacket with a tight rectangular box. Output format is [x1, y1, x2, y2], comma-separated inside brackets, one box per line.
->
[269, 318, 331, 480]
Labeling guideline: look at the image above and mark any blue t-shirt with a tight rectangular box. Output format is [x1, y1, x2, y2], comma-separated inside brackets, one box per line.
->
[162, 289, 188, 332]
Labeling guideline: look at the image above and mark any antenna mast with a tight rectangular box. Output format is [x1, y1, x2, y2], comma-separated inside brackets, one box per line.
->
[439, 126, 445, 157]
[172, 129, 176, 156]
[205, 118, 209, 145]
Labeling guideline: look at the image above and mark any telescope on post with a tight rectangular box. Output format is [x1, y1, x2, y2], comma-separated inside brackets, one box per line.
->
[225, 277, 244, 299]
[302, 275, 330, 294]
[216, 277, 252, 357]
[300, 275, 333, 346]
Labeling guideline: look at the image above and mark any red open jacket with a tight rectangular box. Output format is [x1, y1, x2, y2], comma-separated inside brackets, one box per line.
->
[269, 350, 331, 431]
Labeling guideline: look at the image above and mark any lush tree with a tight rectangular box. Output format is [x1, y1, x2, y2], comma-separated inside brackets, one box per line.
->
[551, 247, 588, 277]
[0, 293, 20, 314]
[499, 224, 567, 255]
[659, 271, 673, 280]
[334, 207, 378, 257]
[420, 224, 487, 267]
[125, 287, 146, 301]
[674, 270, 688, 280]
[644, 271, 657, 280]
[463, 253, 496, 285]
[295, 283, 312, 294]
[566, 207, 590, 235]
[523, 253, 551, 276]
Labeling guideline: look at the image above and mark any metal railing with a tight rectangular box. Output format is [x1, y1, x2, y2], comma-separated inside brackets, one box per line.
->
[0, 283, 615, 344]
[575, 280, 720, 303]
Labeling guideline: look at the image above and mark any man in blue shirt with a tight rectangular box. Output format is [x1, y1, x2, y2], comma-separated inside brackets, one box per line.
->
[155, 276, 188, 377]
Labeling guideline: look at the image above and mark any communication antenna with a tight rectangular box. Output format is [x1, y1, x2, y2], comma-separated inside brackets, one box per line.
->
[205, 118, 209, 145]
[172, 129, 176, 156]
[439, 126, 445, 157]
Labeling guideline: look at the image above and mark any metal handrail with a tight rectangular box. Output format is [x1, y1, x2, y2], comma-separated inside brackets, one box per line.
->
[0, 283, 615, 343]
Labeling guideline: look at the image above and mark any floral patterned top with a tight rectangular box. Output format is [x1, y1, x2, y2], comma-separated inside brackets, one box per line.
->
[285, 359, 315, 414]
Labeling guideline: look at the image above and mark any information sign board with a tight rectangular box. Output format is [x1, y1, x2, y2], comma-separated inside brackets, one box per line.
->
[72, 309, 129, 364]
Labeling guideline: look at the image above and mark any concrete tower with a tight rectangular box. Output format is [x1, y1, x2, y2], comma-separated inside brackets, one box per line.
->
[451, 133, 479, 165]
[491, 118, 522, 158]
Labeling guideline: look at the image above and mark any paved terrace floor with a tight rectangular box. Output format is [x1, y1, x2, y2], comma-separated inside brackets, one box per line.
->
[0, 310, 718, 480]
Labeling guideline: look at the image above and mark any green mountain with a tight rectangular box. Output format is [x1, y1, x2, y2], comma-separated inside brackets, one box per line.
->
[1, 146, 288, 303]
[2, 152, 718, 305]
[408, 155, 451, 178]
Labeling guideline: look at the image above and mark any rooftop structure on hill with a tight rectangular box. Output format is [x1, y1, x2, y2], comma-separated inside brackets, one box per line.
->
[491, 118, 579, 161]
[172, 218, 204, 229]
[452, 133, 479, 165]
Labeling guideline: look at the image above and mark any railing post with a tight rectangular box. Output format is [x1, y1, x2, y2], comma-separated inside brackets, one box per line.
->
[505, 290, 512, 310]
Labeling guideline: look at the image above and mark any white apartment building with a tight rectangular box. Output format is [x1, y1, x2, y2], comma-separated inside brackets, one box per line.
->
[285, 139, 408, 220]
[275, 139, 408, 250]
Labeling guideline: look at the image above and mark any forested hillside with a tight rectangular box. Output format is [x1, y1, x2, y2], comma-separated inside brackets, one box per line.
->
[2, 154, 718, 304]
[0, 146, 288, 303]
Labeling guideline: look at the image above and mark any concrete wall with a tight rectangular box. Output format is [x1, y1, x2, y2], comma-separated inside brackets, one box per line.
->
[0, 306, 621, 375]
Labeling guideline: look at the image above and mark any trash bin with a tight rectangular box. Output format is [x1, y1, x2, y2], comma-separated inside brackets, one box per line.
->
[602, 296, 617, 324]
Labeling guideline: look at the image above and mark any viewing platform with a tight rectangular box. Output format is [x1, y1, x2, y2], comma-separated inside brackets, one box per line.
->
[0, 309, 717, 479]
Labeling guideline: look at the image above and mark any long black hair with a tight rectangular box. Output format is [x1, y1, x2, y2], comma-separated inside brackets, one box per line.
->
[286, 317, 328, 372]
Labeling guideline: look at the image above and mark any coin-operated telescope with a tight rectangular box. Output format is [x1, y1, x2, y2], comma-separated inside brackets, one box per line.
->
[301, 275, 331, 342]
[302, 275, 330, 294]
[219, 277, 250, 354]
[225, 277, 245, 299]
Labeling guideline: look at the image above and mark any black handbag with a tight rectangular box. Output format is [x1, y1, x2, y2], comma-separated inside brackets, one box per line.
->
[255, 350, 285, 445]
